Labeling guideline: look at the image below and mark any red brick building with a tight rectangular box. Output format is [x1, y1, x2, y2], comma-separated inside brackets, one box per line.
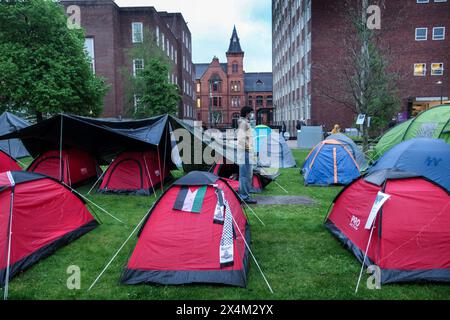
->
[195, 27, 273, 128]
[61, 0, 195, 121]
[273, 0, 449, 135]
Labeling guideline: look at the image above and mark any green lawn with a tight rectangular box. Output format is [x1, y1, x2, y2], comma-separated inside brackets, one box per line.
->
[4, 150, 450, 300]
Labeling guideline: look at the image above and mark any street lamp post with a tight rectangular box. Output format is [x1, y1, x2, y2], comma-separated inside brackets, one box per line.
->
[436, 81, 443, 105]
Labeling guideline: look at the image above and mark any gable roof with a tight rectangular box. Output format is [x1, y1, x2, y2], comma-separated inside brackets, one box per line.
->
[194, 63, 227, 80]
[244, 72, 273, 92]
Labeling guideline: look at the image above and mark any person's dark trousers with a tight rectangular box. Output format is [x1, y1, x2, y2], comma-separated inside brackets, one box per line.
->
[238, 152, 253, 201]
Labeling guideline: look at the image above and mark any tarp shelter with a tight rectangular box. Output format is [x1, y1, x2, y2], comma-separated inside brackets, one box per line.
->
[302, 139, 361, 186]
[0, 114, 180, 190]
[368, 138, 450, 192]
[27, 148, 101, 187]
[374, 105, 450, 159]
[0, 112, 30, 159]
[98, 151, 171, 195]
[255, 125, 296, 168]
[121, 171, 250, 287]
[212, 162, 273, 193]
[0, 150, 21, 173]
[0, 171, 98, 286]
[325, 169, 450, 284]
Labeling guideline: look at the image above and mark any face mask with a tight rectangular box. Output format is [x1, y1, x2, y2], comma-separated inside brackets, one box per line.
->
[249, 113, 255, 120]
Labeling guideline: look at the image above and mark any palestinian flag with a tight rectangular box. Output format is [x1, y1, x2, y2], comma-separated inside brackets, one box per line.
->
[173, 186, 207, 213]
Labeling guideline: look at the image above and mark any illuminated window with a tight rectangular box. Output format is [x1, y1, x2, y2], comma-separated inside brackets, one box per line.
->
[414, 63, 426, 76]
[196, 98, 201, 108]
[431, 63, 444, 76]
[196, 83, 201, 93]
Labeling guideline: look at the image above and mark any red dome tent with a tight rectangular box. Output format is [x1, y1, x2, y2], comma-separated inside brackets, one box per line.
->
[325, 169, 450, 284]
[0, 171, 98, 287]
[98, 151, 171, 195]
[121, 171, 250, 287]
[27, 148, 101, 187]
[0, 150, 21, 173]
[212, 162, 273, 193]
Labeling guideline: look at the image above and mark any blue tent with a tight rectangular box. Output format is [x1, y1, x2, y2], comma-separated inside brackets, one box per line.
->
[301, 139, 361, 186]
[367, 138, 450, 192]
[326, 134, 367, 169]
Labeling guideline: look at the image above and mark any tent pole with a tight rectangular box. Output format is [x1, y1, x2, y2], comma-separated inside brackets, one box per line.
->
[88, 210, 149, 291]
[143, 153, 157, 199]
[157, 146, 163, 192]
[162, 125, 169, 189]
[355, 225, 376, 294]
[62, 182, 125, 225]
[59, 114, 64, 182]
[87, 158, 113, 195]
[3, 173, 15, 300]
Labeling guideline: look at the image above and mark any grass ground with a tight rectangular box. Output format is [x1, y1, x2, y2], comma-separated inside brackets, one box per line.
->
[3, 150, 450, 300]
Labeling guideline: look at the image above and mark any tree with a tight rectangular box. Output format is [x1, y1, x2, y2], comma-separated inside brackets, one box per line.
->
[124, 29, 180, 119]
[315, 0, 401, 152]
[0, 0, 107, 121]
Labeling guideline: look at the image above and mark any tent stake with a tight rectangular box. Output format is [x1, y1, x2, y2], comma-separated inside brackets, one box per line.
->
[88, 211, 149, 291]
[63, 183, 125, 225]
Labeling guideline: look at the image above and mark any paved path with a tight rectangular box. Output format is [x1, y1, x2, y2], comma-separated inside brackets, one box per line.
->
[253, 195, 315, 205]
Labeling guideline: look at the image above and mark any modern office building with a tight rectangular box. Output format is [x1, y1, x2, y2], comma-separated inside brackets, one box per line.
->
[272, 0, 449, 135]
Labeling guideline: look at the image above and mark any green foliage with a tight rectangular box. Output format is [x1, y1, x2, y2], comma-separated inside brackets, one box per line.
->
[124, 29, 180, 119]
[0, 0, 107, 119]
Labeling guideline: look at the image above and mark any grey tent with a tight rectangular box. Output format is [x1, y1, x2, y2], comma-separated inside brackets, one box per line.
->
[0, 112, 30, 158]
[256, 132, 296, 169]
[326, 133, 367, 169]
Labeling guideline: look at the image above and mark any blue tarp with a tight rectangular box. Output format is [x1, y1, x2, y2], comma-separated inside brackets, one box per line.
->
[367, 138, 450, 192]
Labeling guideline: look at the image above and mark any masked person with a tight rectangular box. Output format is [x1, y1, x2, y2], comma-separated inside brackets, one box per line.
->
[237, 106, 257, 204]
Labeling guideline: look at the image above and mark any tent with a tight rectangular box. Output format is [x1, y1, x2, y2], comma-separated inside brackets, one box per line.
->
[98, 151, 171, 195]
[0, 171, 98, 286]
[254, 125, 296, 168]
[374, 105, 450, 159]
[212, 162, 273, 193]
[27, 148, 101, 187]
[0, 112, 30, 158]
[121, 171, 250, 287]
[0, 150, 21, 173]
[301, 139, 361, 186]
[326, 134, 367, 169]
[325, 169, 450, 284]
[367, 138, 450, 191]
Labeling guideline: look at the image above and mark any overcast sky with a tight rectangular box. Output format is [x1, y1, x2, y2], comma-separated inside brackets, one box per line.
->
[115, 0, 272, 72]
